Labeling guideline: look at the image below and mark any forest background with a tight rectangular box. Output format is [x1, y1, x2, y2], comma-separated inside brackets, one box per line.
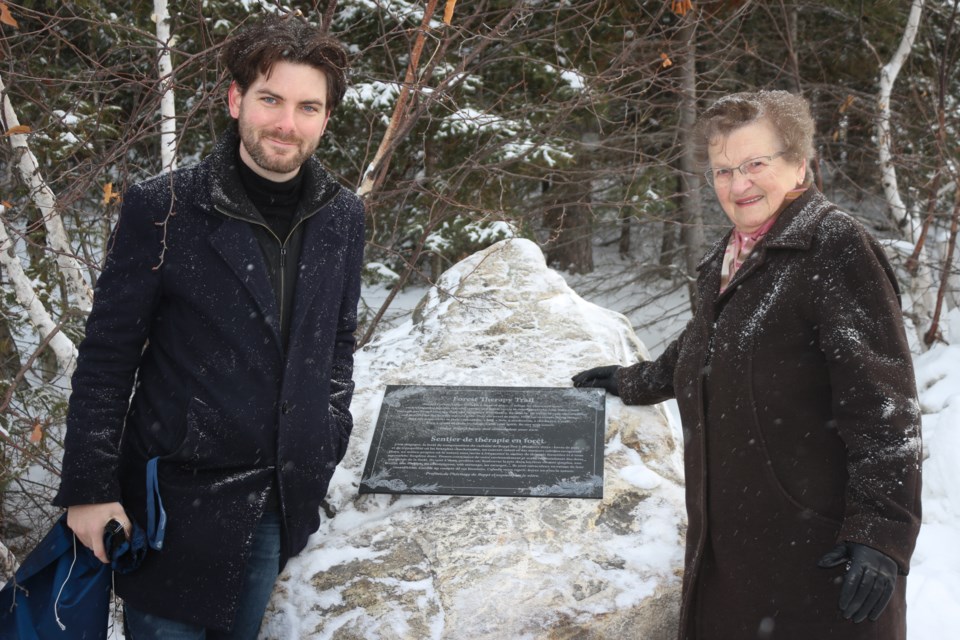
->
[0, 0, 957, 574]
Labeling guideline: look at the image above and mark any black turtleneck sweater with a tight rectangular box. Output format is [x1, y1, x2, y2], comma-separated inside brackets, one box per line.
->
[235, 153, 311, 354]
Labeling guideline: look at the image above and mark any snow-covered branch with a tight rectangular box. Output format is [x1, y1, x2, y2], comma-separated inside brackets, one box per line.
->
[358, 0, 442, 198]
[0, 209, 78, 380]
[877, 0, 924, 242]
[0, 72, 94, 312]
[154, 0, 177, 171]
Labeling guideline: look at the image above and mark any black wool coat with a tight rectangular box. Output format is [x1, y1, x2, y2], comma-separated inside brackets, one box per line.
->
[53, 129, 365, 630]
[617, 188, 922, 640]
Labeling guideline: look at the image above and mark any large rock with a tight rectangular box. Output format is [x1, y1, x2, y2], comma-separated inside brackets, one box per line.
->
[261, 239, 686, 639]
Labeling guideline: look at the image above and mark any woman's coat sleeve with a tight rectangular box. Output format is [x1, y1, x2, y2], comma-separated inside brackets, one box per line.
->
[810, 214, 922, 573]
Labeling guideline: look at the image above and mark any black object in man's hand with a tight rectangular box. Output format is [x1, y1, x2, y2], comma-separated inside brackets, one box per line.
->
[818, 542, 898, 623]
[571, 365, 621, 396]
[103, 518, 127, 557]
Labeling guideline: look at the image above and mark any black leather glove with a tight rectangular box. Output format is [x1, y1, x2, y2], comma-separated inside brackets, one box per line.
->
[818, 542, 898, 623]
[571, 365, 621, 396]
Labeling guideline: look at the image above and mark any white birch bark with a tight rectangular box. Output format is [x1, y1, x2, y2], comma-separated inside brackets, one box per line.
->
[878, 0, 925, 242]
[0, 73, 94, 312]
[679, 11, 705, 308]
[0, 538, 18, 583]
[0, 212, 78, 380]
[154, 0, 177, 171]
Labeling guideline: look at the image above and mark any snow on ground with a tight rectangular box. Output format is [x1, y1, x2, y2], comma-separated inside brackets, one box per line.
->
[906, 310, 960, 639]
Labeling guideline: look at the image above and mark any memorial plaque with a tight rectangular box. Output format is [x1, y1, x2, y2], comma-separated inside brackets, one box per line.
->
[359, 385, 605, 498]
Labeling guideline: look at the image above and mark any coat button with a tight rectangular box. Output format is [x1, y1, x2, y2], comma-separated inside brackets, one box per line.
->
[281, 401, 289, 414]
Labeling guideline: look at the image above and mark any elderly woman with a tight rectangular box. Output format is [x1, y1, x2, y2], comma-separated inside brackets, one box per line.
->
[574, 91, 921, 639]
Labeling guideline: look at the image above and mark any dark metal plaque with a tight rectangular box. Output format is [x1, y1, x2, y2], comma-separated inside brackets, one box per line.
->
[359, 385, 605, 498]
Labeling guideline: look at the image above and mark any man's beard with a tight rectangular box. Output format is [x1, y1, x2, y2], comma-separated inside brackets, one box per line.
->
[238, 120, 317, 176]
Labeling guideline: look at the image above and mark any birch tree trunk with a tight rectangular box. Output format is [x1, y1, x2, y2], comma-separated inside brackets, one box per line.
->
[0, 210, 78, 379]
[877, 0, 924, 242]
[678, 11, 705, 310]
[154, 0, 177, 171]
[0, 538, 17, 583]
[0, 73, 94, 313]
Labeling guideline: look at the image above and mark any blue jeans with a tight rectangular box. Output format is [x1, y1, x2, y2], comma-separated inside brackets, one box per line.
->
[124, 510, 282, 640]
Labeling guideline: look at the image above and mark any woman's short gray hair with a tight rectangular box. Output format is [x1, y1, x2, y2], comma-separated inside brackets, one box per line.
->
[693, 90, 816, 180]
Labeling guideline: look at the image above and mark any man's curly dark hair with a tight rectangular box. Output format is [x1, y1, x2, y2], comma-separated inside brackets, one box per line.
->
[221, 14, 349, 113]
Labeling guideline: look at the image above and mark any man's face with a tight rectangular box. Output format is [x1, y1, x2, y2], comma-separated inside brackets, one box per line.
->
[228, 61, 331, 182]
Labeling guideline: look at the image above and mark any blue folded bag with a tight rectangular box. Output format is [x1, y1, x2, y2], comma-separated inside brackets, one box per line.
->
[1, 458, 164, 638]
[3, 515, 104, 639]
[0, 458, 165, 639]
[0, 514, 150, 639]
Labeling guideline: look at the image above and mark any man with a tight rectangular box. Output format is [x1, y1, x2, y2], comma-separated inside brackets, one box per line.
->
[53, 14, 364, 638]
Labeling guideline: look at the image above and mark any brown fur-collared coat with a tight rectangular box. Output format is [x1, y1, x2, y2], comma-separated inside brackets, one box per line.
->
[617, 188, 922, 640]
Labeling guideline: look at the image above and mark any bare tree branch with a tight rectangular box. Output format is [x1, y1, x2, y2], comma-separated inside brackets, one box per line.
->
[358, 0, 443, 198]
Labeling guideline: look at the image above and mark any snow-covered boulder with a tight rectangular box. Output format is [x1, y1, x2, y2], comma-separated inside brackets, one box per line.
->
[261, 238, 687, 639]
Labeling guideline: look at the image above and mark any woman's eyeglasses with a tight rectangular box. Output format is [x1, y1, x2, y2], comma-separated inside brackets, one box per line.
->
[705, 151, 786, 187]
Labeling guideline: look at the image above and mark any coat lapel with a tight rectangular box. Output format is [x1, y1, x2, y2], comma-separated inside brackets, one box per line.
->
[207, 218, 283, 351]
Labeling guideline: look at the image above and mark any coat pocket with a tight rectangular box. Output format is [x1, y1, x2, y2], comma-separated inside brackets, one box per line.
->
[159, 396, 241, 467]
[160, 396, 276, 470]
[158, 396, 209, 464]
[749, 418, 842, 530]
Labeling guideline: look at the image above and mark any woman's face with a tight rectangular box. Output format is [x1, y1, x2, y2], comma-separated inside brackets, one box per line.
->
[707, 119, 806, 233]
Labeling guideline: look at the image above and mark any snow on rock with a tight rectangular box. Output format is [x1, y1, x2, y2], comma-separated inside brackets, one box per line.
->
[261, 238, 686, 639]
